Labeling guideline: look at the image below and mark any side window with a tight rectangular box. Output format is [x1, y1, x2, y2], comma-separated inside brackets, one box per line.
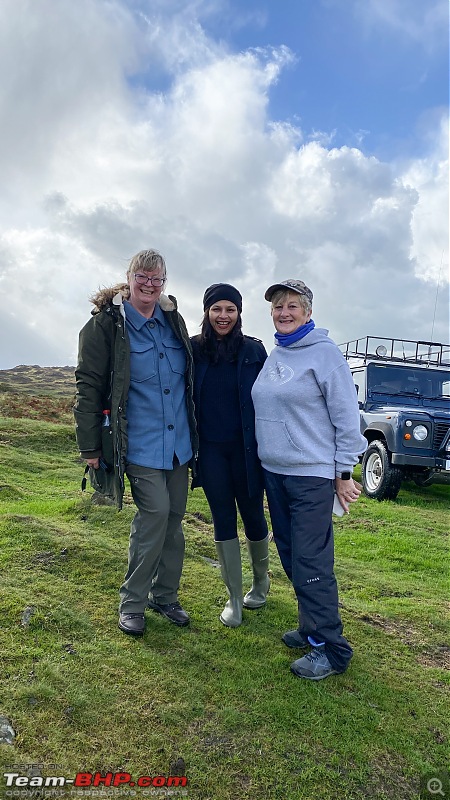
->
[352, 369, 366, 403]
[442, 380, 450, 398]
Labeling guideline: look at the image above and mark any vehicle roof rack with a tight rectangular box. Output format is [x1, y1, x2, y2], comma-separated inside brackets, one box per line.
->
[338, 336, 450, 367]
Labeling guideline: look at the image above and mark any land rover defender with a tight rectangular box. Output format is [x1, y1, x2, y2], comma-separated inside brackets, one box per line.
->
[340, 336, 450, 500]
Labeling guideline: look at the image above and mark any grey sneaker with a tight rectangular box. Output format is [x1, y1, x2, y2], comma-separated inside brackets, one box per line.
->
[282, 629, 309, 648]
[290, 645, 339, 681]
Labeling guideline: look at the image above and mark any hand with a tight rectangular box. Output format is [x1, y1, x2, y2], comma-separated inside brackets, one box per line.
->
[335, 477, 362, 513]
[85, 457, 100, 470]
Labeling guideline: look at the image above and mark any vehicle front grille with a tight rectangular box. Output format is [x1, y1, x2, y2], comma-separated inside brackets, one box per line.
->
[433, 422, 450, 449]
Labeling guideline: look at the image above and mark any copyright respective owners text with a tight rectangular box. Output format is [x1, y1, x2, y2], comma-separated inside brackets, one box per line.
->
[2, 766, 189, 798]
[420, 770, 449, 799]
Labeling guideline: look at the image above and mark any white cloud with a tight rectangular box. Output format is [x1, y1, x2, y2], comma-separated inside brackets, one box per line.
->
[402, 114, 449, 284]
[308, 129, 337, 148]
[0, 0, 447, 370]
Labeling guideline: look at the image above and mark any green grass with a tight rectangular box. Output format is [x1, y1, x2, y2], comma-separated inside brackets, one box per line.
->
[0, 413, 449, 800]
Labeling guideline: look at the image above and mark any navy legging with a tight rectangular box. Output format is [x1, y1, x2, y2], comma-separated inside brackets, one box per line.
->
[198, 438, 268, 542]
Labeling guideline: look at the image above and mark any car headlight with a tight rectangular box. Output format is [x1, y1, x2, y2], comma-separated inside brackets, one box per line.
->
[413, 425, 428, 441]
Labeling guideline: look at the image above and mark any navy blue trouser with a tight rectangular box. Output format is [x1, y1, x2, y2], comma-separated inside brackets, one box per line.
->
[199, 438, 268, 542]
[264, 470, 353, 673]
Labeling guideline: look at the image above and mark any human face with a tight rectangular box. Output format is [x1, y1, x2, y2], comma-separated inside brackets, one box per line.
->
[271, 292, 311, 335]
[208, 301, 239, 338]
[128, 269, 165, 317]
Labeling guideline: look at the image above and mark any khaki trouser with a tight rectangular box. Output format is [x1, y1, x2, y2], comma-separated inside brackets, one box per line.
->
[119, 462, 188, 613]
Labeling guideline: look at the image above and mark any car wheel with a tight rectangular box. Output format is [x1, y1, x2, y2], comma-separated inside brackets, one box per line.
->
[361, 440, 403, 501]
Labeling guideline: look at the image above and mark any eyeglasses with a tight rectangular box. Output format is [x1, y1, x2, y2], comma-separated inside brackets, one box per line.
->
[134, 273, 165, 287]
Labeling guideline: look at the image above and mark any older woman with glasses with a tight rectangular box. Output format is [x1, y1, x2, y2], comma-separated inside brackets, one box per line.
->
[74, 249, 198, 637]
[251, 279, 366, 680]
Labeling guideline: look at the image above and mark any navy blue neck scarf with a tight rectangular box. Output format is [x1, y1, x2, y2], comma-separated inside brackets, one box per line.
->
[275, 319, 315, 347]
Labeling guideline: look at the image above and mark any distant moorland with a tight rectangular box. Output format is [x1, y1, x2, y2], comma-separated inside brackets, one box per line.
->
[0, 365, 75, 422]
[0, 364, 75, 396]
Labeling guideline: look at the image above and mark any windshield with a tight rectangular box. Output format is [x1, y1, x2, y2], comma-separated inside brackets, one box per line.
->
[367, 364, 450, 400]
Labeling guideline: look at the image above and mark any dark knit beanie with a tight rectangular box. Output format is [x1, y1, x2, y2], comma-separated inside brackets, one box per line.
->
[203, 283, 242, 312]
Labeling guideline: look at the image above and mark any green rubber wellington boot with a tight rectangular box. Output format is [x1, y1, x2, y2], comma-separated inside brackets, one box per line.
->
[243, 535, 270, 609]
[215, 538, 243, 627]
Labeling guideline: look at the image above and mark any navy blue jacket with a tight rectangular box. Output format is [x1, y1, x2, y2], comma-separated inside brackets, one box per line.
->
[190, 334, 267, 497]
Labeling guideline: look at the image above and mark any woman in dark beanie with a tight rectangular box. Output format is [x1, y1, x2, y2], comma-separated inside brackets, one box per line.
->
[191, 284, 269, 627]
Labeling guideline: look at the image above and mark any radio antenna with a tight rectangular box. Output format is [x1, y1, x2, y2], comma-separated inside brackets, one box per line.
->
[430, 249, 444, 342]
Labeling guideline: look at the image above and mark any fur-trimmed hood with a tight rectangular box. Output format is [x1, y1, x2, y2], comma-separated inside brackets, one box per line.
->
[90, 284, 176, 314]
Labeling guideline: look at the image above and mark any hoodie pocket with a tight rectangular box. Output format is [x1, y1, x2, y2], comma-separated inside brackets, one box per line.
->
[255, 417, 303, 464]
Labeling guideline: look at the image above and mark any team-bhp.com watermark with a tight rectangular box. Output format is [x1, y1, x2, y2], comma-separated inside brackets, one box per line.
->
[3, 768, 188, 797]
[4, 766, 447, 798]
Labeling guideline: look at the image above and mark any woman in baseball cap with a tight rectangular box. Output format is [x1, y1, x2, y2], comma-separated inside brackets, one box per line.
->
[191, 283, 270, 627]
[251, 279, 366, 679]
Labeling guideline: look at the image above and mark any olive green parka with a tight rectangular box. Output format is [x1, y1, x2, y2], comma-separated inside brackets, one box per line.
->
[74, 285, 198, 509]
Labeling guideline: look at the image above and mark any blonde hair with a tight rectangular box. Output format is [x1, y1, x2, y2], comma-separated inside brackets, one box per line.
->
[127, 249, 167, 281]
[271, 289, 311, 314]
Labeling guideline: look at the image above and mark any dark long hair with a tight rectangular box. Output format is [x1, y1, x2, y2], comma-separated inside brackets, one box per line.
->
[199, 311, 244, 363]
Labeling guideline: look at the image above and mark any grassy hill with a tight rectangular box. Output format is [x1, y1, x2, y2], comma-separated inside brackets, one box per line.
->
[0, 365, 75, 422]
[0, 364, 75, 395]
[0, 375, 448, 800]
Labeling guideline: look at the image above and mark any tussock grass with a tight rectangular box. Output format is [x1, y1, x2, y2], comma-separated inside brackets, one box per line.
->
[0, 415, 448, 800]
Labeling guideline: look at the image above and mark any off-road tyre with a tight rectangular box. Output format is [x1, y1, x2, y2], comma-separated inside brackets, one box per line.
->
[361, 440, 403, 501]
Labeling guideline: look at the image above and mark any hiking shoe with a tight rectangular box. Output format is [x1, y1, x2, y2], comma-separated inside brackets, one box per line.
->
[290, 645, 339, 681]
[118, 613, 145, 636]
[147, 600, 190, 627]
[282, 629, 309, 648]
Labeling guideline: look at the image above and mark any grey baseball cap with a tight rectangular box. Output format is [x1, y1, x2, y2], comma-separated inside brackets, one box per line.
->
[264, 279, 313, 303]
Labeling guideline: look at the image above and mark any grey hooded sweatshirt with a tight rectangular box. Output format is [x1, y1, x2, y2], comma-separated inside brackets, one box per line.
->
[251, 327, 367, 478]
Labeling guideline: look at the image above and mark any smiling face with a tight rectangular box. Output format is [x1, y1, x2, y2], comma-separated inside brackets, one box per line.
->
[208, 300, 239, 337]
[271, 291, 312, 335]
[127, 268, 165, 317]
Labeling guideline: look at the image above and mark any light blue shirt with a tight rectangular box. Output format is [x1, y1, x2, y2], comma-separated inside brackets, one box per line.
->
[124, 301, 192, 469]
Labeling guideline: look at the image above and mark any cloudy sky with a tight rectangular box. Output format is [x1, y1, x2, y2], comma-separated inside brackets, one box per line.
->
[0, 0, 448, 368]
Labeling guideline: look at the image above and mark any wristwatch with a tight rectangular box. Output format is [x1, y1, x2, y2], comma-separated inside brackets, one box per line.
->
[336, 471, 352, 480]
